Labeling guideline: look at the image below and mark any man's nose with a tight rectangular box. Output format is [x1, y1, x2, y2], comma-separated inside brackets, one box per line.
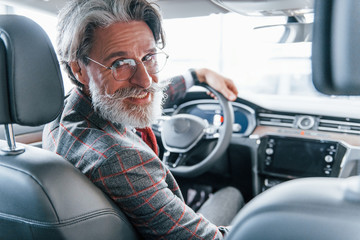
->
[129, 63, 152, 89]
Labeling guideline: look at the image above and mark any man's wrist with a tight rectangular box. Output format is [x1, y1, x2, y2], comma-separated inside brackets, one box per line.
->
[189, 68, 201, 85]
[218, 226, 230, 237]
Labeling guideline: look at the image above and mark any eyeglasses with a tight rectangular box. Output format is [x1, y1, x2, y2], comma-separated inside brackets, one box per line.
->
[86, 51, 169, 82]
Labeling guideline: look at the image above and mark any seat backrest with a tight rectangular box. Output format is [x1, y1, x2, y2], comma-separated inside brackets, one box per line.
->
[0, 15, 139, 240]
[227, 176, 360, 240]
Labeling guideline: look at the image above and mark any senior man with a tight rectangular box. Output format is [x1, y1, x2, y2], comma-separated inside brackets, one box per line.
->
[43, 0, 243, 239]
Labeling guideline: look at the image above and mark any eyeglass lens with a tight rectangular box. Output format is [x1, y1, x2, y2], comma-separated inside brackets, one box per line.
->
[112, 52, 168, 81]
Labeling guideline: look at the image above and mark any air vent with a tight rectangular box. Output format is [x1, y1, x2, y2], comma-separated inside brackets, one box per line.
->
[318, 118, 360, 135]
[258, 113, 295, 128]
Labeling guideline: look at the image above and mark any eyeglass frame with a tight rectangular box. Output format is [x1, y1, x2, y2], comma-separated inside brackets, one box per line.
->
[85, 51, 169, 82]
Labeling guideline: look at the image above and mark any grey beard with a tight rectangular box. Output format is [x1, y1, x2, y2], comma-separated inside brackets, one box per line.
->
[89, 80, 168, 128]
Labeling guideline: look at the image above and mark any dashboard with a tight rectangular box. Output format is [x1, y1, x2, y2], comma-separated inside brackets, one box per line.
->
[174, 100, 256, 137]
[160, 94, 360, 195]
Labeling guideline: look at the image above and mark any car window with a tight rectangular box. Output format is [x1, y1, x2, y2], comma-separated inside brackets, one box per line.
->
[0, 4, 74, 93]
[160, 13, 360, 109]
[160, 13, 315, 100]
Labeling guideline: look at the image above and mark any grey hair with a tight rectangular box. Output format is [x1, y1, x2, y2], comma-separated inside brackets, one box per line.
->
[57, 0, 165, 88]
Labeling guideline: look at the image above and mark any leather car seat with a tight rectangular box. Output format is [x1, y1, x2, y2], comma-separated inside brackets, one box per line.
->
[227, 176, 360, 240]
[0, 15, 139, 240]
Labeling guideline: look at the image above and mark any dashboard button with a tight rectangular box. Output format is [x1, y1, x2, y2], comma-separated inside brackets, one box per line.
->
[265, 148, 274, 155]
[324, 155, 333, 163]
[265, 156, 272, 166]
[233, 123, 242, 132]
[297, 116, 315, 130]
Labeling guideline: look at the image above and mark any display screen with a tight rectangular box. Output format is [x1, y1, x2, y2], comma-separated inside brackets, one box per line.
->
[184, 104, 249, 134]
[265, 138, 336, 177]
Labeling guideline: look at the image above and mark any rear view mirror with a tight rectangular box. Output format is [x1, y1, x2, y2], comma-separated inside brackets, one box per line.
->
[312, 0, 360, 95]
[210, 0, 314, 16]
[254, 23, 312, 43]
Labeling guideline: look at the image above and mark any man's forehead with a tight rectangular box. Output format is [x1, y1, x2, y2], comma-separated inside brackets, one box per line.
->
[92, 21, 156, 58]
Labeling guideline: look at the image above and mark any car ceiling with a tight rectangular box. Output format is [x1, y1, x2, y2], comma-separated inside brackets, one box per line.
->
[1, 0, 227, 17]
[1, 0, 314, 18]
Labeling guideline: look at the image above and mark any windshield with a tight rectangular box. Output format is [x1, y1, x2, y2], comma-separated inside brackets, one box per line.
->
[159, 13, 360, 109]
[160, 13, 316, 98]
[2, 4, 360, 109]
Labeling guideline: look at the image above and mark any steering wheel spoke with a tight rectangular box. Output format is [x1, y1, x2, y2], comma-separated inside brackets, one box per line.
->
[163, 151, 188, 168]
[203, 126, 221, 139]
[159, 84, 234, 177]
[152, 116, 170, 135]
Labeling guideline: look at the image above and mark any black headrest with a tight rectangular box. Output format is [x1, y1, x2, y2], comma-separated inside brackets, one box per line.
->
[312, 0, 360, 95]
[0, 15, 64, 126]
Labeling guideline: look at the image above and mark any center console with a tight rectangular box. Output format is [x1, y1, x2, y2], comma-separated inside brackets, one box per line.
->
[258, 136, 346, 191]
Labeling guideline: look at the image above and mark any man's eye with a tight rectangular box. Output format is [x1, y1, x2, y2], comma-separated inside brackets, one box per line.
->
[112, 59, 133, 68]
[112, 60, 125, 68]
[143, 54, 154, 62]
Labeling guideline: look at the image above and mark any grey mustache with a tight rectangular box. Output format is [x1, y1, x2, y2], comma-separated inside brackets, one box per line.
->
[104, 80, 169, 99]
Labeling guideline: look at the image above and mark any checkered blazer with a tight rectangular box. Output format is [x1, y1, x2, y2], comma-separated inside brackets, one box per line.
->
[43, 76, 225, 239]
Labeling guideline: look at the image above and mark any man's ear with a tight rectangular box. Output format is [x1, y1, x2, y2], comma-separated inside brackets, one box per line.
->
[69, 61, 89, 86]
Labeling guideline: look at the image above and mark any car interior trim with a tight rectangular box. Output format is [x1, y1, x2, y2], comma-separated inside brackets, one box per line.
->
[251, 125, 360, 147]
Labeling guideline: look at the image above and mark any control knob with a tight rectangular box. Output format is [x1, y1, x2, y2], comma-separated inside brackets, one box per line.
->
[265, 148, 274, 155]
[324, 155, 333, 163]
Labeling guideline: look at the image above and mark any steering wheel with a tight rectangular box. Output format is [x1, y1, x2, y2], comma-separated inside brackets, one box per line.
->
[160, 84, 234, 177]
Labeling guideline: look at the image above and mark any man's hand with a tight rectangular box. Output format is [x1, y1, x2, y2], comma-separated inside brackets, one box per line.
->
[195, 68, 238, 101]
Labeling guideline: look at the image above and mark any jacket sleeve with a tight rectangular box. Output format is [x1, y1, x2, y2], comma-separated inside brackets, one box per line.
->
[91, 147, 225, 240]
[163, 75, 189, 109]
